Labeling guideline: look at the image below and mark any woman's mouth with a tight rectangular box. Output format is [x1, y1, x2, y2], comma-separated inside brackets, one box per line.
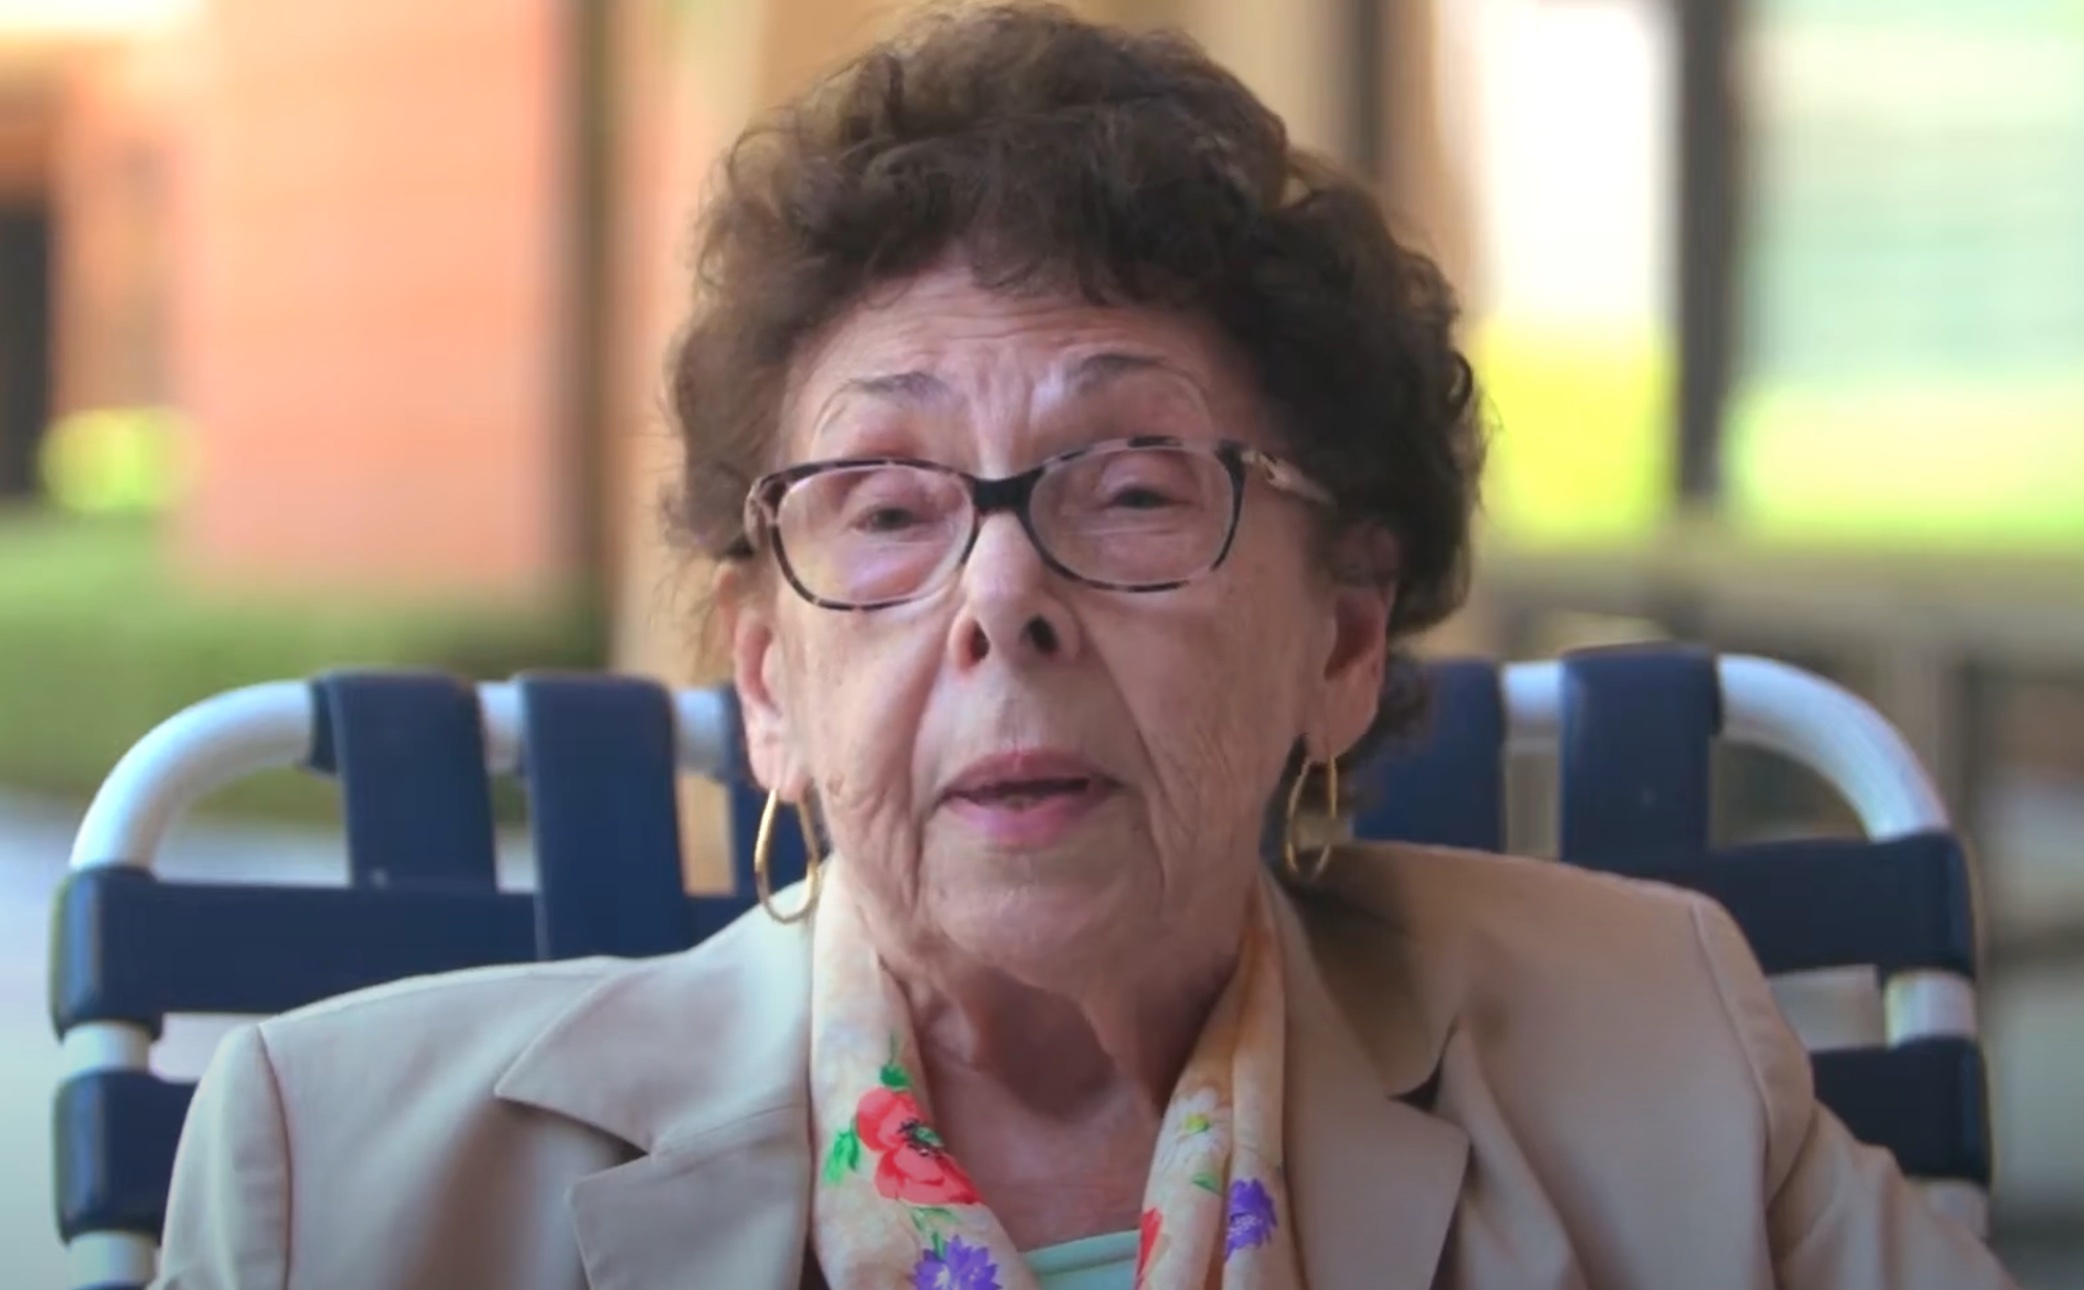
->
[940, 755, 1118, 847]
[951, 776, 1099, 808]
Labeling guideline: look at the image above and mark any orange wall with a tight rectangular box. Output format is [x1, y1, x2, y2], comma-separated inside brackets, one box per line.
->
[51, 38, 180, 416]
[172, 0, 572, 600]
[0, 65, 55, 206]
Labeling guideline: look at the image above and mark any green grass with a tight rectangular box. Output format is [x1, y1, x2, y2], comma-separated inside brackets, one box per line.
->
[0, 510, 605, 819]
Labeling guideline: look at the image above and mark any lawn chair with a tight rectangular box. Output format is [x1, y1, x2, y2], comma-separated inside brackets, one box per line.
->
[48, 672, 767, 1289]
[1356, 647, 1989, 1238]
[47, 648, 1990, 1289]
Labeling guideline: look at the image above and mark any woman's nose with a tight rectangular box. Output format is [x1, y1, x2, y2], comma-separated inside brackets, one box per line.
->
[947, 512, 1081, 668]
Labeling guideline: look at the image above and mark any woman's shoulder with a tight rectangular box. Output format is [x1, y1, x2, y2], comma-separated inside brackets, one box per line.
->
[213, 955, 647, 1137]
[255, 954, 628, 1054]
[240, 896, 801, 1100]
[1311, 838, 1720, 961]
[162, 905, 813, 1288]
[1298, 841, 1807, 1136]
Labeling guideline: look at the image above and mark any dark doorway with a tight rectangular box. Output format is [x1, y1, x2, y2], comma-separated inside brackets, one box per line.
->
[1676, 0, 1740, 504]
[0, 204, 52, 501]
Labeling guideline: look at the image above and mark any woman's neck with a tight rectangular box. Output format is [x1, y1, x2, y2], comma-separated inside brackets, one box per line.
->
[901, 960, 1236, 1249]
[923, 1053, 1162, 1249]
[845, 860, 1260, 1244]
[892, 911, 1241, 1115]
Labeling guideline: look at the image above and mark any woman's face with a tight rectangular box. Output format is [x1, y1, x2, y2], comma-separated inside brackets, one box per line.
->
[730, 263, 1391, 982]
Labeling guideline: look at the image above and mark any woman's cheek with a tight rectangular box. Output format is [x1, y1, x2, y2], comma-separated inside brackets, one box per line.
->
[1149, 631, 1301, 816]
[813, 662, 934, 847]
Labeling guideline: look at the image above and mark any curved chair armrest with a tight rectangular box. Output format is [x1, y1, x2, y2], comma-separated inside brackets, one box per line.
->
[70, 678, 749, 882]
[1502, 654, 1950, 840]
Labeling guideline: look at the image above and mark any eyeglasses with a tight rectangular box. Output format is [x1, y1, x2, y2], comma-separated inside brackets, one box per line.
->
[742, 435, 1334, 610]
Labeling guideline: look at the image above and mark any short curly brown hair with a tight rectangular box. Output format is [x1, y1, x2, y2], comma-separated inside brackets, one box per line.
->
[668, 1, 1483, 762]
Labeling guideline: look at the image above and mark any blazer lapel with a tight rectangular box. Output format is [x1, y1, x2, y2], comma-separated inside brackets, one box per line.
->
[566, 1107, 813, 1290]
[1273, 874, 1470, 1289]
[494, 904, 817, 1290]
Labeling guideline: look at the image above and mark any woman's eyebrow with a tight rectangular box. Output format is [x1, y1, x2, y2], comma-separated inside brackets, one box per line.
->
[836, 369, 951, 405]
[834, 354, 1191, 407]
[811, 353, 1199, 441]
[1065, 350, 1190, 395]
[809, 369, 950, 444]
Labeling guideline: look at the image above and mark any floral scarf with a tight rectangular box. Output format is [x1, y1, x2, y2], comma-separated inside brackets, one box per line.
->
[807, 859, 1303, 1290]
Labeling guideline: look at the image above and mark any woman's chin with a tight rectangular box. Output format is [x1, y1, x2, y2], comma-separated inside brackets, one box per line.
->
[921, 867, 1153, 975]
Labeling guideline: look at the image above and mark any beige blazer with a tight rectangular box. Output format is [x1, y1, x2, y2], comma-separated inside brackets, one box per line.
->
[155, 843, 2016, 1289]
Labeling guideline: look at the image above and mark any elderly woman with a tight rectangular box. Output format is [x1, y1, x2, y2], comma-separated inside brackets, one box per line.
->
[157, 6, 2014, 1289]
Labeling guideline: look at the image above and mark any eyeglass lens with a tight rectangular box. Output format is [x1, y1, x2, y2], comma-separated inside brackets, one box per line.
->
[771, 444, 1237, 605]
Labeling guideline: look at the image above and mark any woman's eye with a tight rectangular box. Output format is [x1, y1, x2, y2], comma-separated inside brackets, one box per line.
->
[1104, 485, 1178, 509]
[852, 504, 925, 533]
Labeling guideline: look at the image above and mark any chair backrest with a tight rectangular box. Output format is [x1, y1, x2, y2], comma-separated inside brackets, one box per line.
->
[50, 647, 1988, 1289]
[48, 670, 764, 1290]
[1355, 645, 1991, 1235]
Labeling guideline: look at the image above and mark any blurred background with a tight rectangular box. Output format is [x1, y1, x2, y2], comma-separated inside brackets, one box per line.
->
[0, 0, 2079, 1281]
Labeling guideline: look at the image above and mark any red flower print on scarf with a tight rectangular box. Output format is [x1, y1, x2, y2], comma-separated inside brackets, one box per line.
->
[855, 1086, 982, 1206]
[1134, 1207, 1164, 1286]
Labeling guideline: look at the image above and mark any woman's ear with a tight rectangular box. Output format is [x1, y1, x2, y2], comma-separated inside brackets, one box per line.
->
[719, 564, 806, 798]
[1316, 527, 1398, 759]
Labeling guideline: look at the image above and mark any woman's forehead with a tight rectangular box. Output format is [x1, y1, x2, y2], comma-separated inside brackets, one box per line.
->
[780, 268, 1250, 443]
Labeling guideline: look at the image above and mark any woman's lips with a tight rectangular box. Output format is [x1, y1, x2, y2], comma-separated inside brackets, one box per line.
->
[942, 776, 1116, 847]
[939, 751, 1118, 848]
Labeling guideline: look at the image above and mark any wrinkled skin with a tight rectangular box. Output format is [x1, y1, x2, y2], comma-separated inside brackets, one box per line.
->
[725, 261, 1393, 1242]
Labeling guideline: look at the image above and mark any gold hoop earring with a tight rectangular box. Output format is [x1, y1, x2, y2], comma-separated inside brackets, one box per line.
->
[1282, 756, 1341, 884]
[753, 788, 824, 923]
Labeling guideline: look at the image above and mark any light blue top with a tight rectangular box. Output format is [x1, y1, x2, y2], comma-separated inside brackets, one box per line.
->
[1024, 1229, 1140, 1290]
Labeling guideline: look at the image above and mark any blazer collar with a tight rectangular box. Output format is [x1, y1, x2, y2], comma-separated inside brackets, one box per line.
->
[1273, 863, 1470, 1288]
[495, 900, 817, 1290]
[496, 899, 813, 1149]
[495, 856, 1467, 1290]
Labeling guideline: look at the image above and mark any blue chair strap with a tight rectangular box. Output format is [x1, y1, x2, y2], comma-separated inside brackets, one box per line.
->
[48, 867, 538, 1030]
[1558, 646, 1720, 870]
[1644, 832, 1977, 979]
[1351, 658, 1506, 852]
[49, 865, 763, 1036]
[308, 671, 497, 889]
[1814, 1039, 1991, 1185]
[53, 1070, 191, 1241]
[517, 674, 693, 959]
